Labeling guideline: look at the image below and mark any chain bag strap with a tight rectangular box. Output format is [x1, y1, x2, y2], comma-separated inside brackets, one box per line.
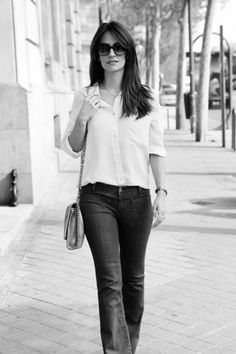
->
[76, 132, 87, 203]
[64, 130, 87, 250]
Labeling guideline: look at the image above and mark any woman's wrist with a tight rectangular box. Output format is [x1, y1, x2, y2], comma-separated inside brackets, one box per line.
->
[68, 119, 87, 152]
[155, 186, 168, 197]
[76, 113, 89, 124]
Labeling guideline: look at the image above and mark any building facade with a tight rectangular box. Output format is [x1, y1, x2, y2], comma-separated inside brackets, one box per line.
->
[0, 0, 99, 205]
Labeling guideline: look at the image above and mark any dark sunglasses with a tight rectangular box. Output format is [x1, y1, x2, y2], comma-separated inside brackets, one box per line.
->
[97, 42, 126, 56]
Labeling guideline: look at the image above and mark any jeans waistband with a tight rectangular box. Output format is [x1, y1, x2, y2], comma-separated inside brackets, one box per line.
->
[81, 183, 149, 197]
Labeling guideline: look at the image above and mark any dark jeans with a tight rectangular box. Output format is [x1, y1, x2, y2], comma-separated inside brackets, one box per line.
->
[80, 183, 153, 354]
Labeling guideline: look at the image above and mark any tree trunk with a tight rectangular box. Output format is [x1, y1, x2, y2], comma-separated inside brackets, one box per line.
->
[196, 0, 219, 142]
[151, 2, 161, 99]
[176, 0, 188, 130]
[145, 10, 151, 86]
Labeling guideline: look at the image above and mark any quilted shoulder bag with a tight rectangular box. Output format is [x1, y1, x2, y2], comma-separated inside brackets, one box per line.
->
[64, 132, 87, 250]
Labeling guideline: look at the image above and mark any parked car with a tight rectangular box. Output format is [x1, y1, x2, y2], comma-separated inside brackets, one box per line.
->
[160, 83, 176, 106]
[233, 76, 236, 90]
[209, 73, 229, 109]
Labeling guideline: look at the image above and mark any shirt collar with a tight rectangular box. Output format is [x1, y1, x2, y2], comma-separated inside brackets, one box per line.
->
[89, 83, 122, 97]
[87, 84, 122, 109]
[87, 84, 100, 96]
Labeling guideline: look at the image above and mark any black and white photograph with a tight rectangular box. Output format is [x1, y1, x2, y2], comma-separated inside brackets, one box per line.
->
[0, 0, 236, 353]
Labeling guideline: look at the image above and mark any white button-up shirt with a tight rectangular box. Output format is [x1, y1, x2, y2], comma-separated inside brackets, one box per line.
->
[61, 84, 166, 189]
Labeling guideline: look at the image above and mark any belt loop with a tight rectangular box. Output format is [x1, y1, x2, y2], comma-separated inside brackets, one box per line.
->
[138, 186, 141, 193]
[92, 183, 96, 191]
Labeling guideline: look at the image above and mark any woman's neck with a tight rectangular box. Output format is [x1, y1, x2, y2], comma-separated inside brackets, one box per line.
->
[103, 70, 123, 92]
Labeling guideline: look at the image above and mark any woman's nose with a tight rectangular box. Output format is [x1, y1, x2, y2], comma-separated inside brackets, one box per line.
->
[109, 48, 116, 56]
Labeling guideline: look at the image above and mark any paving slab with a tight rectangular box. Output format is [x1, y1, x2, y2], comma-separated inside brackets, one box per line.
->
[0, 204, 33, 254]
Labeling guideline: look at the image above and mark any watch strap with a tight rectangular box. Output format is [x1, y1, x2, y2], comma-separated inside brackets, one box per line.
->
[155, 186, 168, 196]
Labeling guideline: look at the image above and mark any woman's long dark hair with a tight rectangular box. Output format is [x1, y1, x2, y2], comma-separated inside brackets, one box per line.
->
[89, 21, 153, 119]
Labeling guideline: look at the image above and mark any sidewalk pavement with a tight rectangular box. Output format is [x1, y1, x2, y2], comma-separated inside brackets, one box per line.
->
[0, 205, 33, 254]
[0, 124, 236, 353]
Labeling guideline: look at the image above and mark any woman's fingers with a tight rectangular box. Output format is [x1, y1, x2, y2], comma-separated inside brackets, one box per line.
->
[80, 94, 101, 120]
[152, 198, 166, 227]
[87, 94, 101, 109]
[153, 210, 166, 227]
[87, 94, 100, 104]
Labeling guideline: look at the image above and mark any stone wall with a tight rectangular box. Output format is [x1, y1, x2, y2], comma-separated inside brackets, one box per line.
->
[80, 0, 100, 85]
[0, 0, 100, 205]
[0, 84, 32, 204]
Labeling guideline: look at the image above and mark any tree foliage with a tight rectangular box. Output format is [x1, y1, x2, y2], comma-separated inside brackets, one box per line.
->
[100, 0, 231, 135]
[103, 0, 182, 87]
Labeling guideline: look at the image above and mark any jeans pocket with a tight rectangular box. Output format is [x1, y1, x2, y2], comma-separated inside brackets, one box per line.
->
[131, 193, 153, 217]
[80, 192, 106, 212]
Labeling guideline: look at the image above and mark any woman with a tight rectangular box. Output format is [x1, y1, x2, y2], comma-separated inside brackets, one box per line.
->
[61, 21, 167, 354]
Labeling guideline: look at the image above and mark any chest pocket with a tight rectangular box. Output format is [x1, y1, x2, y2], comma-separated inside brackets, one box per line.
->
[128, 116, 149, 147]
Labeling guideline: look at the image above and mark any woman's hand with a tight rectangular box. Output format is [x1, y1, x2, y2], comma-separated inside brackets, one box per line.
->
[78, 93, 101, 122]
[67, 93, 101, 153]
[152, 192, 166, 227]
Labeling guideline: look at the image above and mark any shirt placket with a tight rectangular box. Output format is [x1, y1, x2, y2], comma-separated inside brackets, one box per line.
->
[112, 98, 125, 185]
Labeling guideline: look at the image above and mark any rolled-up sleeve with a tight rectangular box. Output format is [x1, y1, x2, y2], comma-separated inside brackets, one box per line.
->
[61, 89, 86, 158]
[149, 95, 166, 157]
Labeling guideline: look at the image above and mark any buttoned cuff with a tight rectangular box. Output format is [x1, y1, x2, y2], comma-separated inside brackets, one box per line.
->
[149, 146, 166, 157]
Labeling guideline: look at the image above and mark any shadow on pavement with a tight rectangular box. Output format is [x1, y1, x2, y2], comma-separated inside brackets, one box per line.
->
[187, 196, 236, 219]
[160, 224, 236, 235]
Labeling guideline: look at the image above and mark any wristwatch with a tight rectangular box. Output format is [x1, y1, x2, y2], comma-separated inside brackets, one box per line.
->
[155, 186, 168, 196]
